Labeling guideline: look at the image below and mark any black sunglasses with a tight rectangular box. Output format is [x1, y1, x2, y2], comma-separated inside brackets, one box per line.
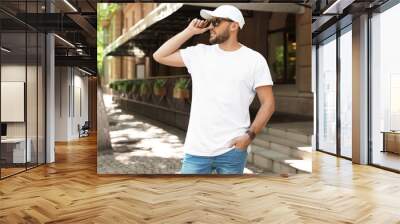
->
[207, 17, 234, 27]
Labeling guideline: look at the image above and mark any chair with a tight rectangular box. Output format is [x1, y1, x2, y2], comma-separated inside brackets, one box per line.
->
[79, 121, 90, 138]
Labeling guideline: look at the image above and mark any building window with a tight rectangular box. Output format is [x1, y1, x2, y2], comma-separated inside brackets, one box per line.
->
[370, 3, 400, 171]
[136, 64, 145, 79]
[317, 35, 337, 155]
[339, 27, 352, 158]
[267, 15, 296, 84]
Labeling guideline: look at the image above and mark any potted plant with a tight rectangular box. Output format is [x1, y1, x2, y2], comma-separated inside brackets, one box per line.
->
[119, 81, 126, 97]
[109, 81, 121, 99]
[153, 79, 167, 97]
[129, 80, 140, 99]
[173, 78, 190, 100]
[114, 81, 124, 95]
[121, 80, 134, 98]
[109, 82, 115, 94]
[139, 80, 151, 100]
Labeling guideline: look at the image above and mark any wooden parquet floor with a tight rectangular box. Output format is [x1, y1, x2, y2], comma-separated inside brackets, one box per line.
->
[1, 134, 399, 224]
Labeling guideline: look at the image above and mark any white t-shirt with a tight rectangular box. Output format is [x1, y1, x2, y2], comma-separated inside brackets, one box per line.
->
[179, 43, 273, 156]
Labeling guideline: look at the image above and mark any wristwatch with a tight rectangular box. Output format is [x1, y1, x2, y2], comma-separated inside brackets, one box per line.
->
[246, 130, 256, 140]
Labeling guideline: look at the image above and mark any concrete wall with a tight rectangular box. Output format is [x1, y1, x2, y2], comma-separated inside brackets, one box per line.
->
[352, 15, 369, 164]
[296, 8, 312, 93]
[46, 32, 55, 163]
[272, 8, 313, 117]
[273, 85, 313, 117]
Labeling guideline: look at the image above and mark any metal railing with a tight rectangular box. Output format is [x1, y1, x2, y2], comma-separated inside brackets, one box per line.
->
[109, 75, 192, 114]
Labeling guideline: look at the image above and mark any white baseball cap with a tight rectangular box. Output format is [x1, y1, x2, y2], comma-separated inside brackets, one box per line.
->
[200, 5, 245, 29]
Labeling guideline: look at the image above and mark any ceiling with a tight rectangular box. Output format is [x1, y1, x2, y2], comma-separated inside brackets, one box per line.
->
[0, 0, 97, 75]
[311, 0, 390, 43]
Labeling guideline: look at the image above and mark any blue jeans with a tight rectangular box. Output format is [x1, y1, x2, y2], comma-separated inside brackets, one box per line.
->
[180, 148, 248, 174]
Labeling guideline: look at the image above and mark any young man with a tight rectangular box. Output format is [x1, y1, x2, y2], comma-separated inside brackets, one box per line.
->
[153, 5, 275, 174]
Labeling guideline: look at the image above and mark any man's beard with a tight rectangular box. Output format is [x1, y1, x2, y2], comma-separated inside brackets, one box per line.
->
[209, 28, 230, 44]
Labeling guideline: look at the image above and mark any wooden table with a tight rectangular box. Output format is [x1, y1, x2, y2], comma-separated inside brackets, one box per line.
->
[381, 131, 400, 154]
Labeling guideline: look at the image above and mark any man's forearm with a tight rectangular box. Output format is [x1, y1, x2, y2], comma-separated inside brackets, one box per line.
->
[249, 101, 275, 135]
[153, 29, 193, 60]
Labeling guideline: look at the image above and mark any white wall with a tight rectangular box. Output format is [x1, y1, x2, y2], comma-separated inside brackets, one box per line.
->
[71, 72, 89, 138]
[55, 66, 69, 141]
[55, 67, 89, 141]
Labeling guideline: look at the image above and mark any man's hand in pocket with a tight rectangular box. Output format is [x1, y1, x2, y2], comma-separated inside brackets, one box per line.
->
[230, 134, 252, 151]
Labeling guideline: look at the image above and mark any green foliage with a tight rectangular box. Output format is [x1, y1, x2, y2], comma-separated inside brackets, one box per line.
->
[97, 3, 119, 21]
[115, 81, 125, 92]
[173, 78, 190, 90]
[109, 80, 123, 91]
[109, 80, 137, 94]
[273, 45, 284, 80]
[109, 82, 115, 90]
[131, 80, 141, 93]
[153, 79, 167, 90]
[97, 3, 120, 78]
[121, 80, 134, 93]
[139, 81, 151, 96]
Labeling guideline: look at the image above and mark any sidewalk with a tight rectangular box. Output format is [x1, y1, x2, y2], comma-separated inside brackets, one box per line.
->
[98, 94, 267, 174]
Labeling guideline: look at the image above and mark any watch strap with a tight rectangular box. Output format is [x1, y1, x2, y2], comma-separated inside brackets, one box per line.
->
[246, 130, 256, 140]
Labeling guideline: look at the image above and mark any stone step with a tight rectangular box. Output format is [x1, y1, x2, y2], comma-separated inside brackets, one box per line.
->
[247, 145, 311, 174]
[252, 133, 312, 160]
[261, 126, 312, 145]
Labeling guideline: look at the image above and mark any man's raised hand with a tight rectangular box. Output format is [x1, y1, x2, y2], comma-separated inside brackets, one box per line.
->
[184, 18, 211, 36]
